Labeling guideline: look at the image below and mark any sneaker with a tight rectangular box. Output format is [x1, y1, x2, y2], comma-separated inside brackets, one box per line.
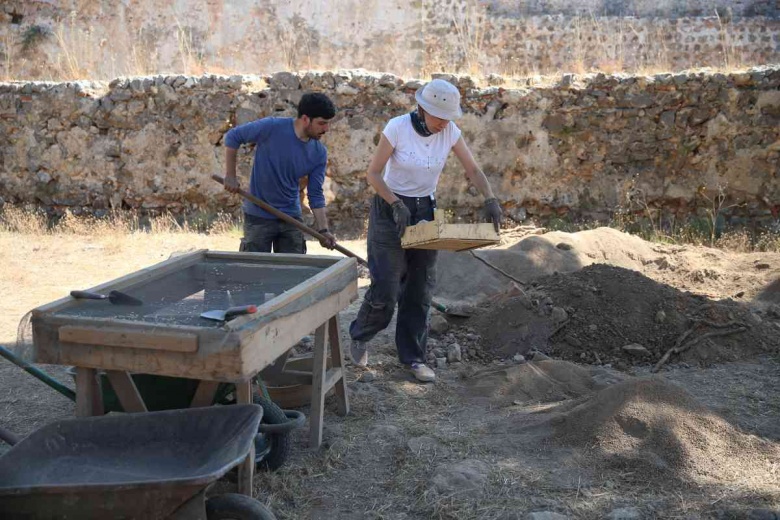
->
[350, 340, 368, 367]
[410, 362, 436, 383]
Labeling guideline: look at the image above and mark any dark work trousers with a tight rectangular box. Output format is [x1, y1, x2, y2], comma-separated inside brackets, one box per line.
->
[349, 194, 438, 365]
[240, 213, 307, 254]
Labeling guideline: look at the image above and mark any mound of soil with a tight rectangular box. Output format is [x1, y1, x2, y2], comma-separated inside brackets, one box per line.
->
[518, 378, 780, 484]
[471, 264, 780, 369]
[460, 360, 624, 406]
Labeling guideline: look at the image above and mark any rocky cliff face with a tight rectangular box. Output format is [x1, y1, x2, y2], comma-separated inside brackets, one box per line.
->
[1, 68, 778, 231]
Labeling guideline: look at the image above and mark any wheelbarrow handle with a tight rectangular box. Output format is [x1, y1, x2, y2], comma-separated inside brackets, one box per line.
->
[0, 346, 76, 402]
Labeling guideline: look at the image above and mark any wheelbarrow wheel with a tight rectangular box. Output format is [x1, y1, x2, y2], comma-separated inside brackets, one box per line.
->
[206, 493, 277, 520]
[253, 396, 290, 472]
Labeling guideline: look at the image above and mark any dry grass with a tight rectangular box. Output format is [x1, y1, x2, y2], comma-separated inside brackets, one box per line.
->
[0, 205, 242, 237]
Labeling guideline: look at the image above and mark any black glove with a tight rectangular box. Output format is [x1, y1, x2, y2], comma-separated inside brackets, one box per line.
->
[391, 200, 411, 239]
[483, 197, 503, 233]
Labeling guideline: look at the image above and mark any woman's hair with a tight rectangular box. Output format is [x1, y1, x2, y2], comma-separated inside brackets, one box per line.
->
[298, 92, 336, 120]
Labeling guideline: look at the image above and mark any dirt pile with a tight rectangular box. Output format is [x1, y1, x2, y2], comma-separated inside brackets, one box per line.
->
[434, 227, 658, 306]
[459, 359, 624, 406]
[469, 264, 780, 369]
[513, 378, 780, 485]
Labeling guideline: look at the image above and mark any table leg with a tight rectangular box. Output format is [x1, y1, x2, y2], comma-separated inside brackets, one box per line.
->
[236, 380, 255, 497]
[310, 321, 328, 448]
[190, 380, 220, 408]
[328, 315, 350, 416]
[105, 371, 147, 413]
[75, 367, 103, 417]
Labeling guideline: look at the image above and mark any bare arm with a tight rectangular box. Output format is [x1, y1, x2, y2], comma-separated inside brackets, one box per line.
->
[224, 147, 240, 192]
[366, 135, 399, 204]
[312, 207, 329, 232]
[452, 137, 495, 200]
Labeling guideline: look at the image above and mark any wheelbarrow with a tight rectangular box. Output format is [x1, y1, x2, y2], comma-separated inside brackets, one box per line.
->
[0, 405, 276, 519]
[0, 346, 305, 472]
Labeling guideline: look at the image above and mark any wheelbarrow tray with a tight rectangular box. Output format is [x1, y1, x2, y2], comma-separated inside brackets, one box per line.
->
[0, 405, 263, 520]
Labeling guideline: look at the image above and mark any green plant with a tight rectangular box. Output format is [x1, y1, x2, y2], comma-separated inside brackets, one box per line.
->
[697, 183, 741, 246]
[21, 24, 51, 53]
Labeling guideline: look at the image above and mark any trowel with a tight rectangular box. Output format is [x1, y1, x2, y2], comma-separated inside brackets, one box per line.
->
[200, 304, 258, 322]
[70, 290, 143, 306]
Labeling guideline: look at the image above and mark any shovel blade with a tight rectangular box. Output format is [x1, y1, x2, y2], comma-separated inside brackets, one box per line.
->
[107, 290, 143, 306]
[200, 309, 227, 321]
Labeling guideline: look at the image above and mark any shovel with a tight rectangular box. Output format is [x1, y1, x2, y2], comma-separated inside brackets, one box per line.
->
[70, 290, 143, 306]
[200, 304, 258, 322]
[211, 175, 472, 318]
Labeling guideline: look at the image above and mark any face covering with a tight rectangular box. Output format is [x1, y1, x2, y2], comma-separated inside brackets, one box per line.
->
[410, 107, 433, 137]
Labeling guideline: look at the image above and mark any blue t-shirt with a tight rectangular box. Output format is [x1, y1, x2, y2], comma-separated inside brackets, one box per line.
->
[224, 117, 327, 219]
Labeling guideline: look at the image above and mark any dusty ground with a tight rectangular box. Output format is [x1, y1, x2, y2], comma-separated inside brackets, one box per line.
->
[1, 227, 779, 520]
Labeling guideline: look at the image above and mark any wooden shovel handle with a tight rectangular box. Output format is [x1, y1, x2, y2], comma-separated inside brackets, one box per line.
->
[212, 175, 368, 266]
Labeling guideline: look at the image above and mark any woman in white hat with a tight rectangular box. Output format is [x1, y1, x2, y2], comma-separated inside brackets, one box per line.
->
[348, 79, 502, 383]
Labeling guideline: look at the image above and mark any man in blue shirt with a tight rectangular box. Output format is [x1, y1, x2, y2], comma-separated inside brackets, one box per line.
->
[223, 93, 337, 253]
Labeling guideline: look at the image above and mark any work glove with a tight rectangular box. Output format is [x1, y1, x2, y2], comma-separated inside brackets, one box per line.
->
[391, 200, 412, 239]
[483, 197, 503, 233]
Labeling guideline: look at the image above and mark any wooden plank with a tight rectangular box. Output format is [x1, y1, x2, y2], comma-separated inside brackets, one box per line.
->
[205, 251, 341, 268]
[227, 257, 357, 331]
[322, 368, 343, 394]
[33, 250, 206, 315]
[105, 370, 148, 413]
[236, 380, 255, 497]
[328, 315, 349, 416]
[401, 209, 499, 251]
[309, 322, 328, 448]
[59, 326, 198, 353]
[75, 367, 102, 417]
[239, 283, 358, 377]
[190, 380, 220, 408]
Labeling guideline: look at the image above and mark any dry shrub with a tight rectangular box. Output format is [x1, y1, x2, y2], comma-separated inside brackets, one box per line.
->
[0, 206, 48, 234]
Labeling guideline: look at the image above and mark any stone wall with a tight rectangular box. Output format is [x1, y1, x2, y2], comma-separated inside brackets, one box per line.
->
[485, 0, 779, 18]
[1, 68, 778, 232]
[1, 1, 779, 80]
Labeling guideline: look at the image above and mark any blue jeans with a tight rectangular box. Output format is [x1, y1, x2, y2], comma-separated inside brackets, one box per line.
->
[240, 213, 306, 254]
[349, 195, 438, 365]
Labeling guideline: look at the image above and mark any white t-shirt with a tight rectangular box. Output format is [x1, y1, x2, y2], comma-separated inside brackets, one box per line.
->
[382, 114, 462, 198]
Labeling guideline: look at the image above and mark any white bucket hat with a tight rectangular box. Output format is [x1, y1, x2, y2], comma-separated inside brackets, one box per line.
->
[414, 79, 463, 120]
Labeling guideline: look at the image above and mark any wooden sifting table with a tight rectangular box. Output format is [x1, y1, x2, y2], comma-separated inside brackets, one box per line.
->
[29, 250, 358, 496]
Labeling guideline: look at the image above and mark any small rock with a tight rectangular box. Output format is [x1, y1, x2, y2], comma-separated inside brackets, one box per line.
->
[607, 507, 642, 520]
[436, 357, 447, 369]
[555, 242, 574, 251]
[655, 310, 666, 324]
[622, 343, 651, 357]
[748, 312, 763, 325]
[359, 371, 376, 383]
[551, 307, 568, 324]
[447, 343, 462, 363]
[745, 508, 780, 520]
[370, 424, 401, 437]
[767, 304, 780, 319]
[526, 512, 569, 520]
[530, 351, 551, 361]
[430, 314, 450, 335]
[755, 263, 771, 270]
[564, 334, 582, 348]
[513, 354, 526, 363]
[431, 460, 490, 495]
